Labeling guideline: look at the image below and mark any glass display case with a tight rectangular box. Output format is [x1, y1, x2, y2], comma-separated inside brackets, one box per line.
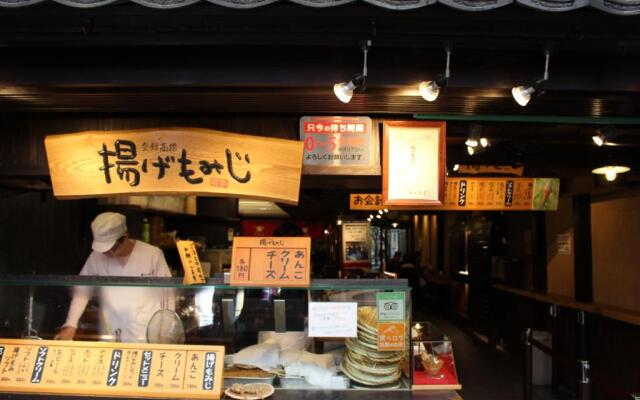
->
[410, 321, 461, 390]
[0, 275, 413, 393]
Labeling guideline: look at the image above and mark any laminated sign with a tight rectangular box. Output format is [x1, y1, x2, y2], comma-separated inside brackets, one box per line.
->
[177, 240, 206, 285]
[230, 236, 311, 288]
[0, 339, 224, 399]
[376, 292, 406, 352]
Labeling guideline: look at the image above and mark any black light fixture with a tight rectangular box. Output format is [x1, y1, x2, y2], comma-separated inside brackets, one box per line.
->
[512, 50, 551, 107]
[592, 126, 617, 147]
[418, 47, 451, 102]
[334, 40, 371, 104]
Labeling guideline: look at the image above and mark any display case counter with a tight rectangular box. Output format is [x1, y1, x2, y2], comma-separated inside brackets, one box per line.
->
[0, 275, 460, 398]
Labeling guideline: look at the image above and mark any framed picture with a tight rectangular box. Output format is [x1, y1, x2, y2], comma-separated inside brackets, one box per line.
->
[341, 221, 371, 266]
[382, 121, 446, 206]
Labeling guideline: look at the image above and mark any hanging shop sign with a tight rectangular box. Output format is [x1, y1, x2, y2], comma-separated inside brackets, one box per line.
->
[177, 240, 206, 285]
[0, 339, 224, 399]
[45, 127, 304, 205]
[349, 193, 384, 211]
[382, 121, 446, 206]
[230, 236, 311, 288]
[299, 116, 380, 175]
[341, 222, 371, 268]
[350, 178, 560, 211]
[456, 165, 524, 176]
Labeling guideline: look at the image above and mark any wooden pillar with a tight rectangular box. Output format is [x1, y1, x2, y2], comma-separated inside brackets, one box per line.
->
[573, 194, 593, 302]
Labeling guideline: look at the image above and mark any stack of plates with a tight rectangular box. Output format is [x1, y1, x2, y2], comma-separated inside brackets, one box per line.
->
[340, 306, 403, 387]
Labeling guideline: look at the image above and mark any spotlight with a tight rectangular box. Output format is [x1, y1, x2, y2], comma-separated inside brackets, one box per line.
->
[464, 137, 478, 147]
[591, 126, 617, 147]
[336, 218, 343, 226]
[324, 229, 330, 235]
[391, 222, 399, 228]
[376, 214, 382, 219]
[418, 48, 451, 102]
[378, 210, 384, 215]
[512, 50, 551, 107]
[467, 146, 475, 155]
[369, 214, 374, 219]
[334, 40, 371, 104]
[592, 165, 630, 182]
[480, 138, 489, 148]
[466, 123, 489, 156]
[383, 208, 389, 213]
[453, 164, 460, 172]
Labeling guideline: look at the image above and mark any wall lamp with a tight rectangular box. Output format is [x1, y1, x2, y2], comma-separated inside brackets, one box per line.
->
[512, 50, 551, 107]
[419, 48, 451, 102]
[592, 126, 617, 147]
[334, 40, 371, 103]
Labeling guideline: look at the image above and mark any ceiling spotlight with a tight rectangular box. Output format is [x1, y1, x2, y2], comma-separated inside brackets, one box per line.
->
[376, 214, 382, 219]
[512, 50, 551, 107]
[369, 214, 374, 219]
[367, 217, 372, 222]
[378, 210, 384, 215]
[334, 40, 371, 104]
[383, 208, 389, 213]
[453, 164, 460, 172]
[391, 222, 399, 228]
[336, 218, 343, 226]
[591, 126, 617, 147]
[465, 137, 478, 147]
[467, 146, 475, 155]
[592, 165, 630, 182]
[480, 137, 489, 148]
[418, 48, 451, 102]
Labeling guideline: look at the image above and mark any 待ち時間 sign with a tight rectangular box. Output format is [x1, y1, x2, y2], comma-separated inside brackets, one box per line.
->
[230, 237, 311, 288]
[0, 339, 224, 399]
[300, 116, 380, 175]
[45, 127, 304, 205]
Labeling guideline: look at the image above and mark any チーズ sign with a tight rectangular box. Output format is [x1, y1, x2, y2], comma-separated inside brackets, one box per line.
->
[176, 240, 206, 285]
[0, 339, 224, 399]
[230, 236, 311, 288]
[45, 127, 303, 205]
[300, 116, 380, 175]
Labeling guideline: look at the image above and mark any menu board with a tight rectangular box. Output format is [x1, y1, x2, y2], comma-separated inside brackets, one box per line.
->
[351, 178, 560, 211]
[0, 339, 224, 399]
[230, 236, 311, 288]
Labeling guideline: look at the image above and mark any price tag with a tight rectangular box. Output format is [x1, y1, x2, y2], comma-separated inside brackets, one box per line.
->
[0, 339, 224, 399]
[230, 237, 311, 288]
[176, 240, 206, 285]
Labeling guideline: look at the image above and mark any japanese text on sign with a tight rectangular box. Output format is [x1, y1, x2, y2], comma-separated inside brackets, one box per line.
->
[177, 240, 206, 285]
[230, 237, 311, 288]
[308, 302, 358, 338]
[349, 193, 384, 210]
[0, 339, 224, 399]
[99, 140, 251, 188]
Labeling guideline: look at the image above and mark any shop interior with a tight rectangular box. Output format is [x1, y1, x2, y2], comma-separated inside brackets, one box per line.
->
[0, 3, 639, 400]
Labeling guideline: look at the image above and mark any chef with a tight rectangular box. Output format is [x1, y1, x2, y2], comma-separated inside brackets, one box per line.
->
[54, 212, 173, 342]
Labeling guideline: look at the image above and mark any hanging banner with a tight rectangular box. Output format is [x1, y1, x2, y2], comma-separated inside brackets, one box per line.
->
[0, 339, 224, 399]
[300, 116, 380, 175]
[350, 178, 560, 211]
[230, 237, 311, 288]
[341, 222, 371, 267]
[45, 127, 303, 205]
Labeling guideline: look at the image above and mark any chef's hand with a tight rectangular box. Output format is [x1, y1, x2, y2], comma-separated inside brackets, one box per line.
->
[54, 326, 76, 340]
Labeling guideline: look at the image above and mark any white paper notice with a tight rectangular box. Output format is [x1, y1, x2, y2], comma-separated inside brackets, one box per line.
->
[308, 302, 357, 338]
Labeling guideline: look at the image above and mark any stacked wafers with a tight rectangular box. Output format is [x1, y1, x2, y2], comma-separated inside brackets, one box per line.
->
[340, 306, 403, 387]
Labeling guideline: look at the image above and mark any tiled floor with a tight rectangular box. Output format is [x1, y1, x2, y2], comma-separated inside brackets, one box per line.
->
[419, 314, 576, 400]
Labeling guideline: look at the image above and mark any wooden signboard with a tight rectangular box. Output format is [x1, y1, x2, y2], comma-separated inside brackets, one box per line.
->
[177, 240, 206, 285]
[0, 339, 224, 399]
[351, 178, 560, 211]
[45, 127, 304, 205]
[383, 121, 446, 207]
[230, 236, 311, 288]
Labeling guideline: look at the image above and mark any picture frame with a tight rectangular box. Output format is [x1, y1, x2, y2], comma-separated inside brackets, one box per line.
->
[382, 121, 446, 206]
